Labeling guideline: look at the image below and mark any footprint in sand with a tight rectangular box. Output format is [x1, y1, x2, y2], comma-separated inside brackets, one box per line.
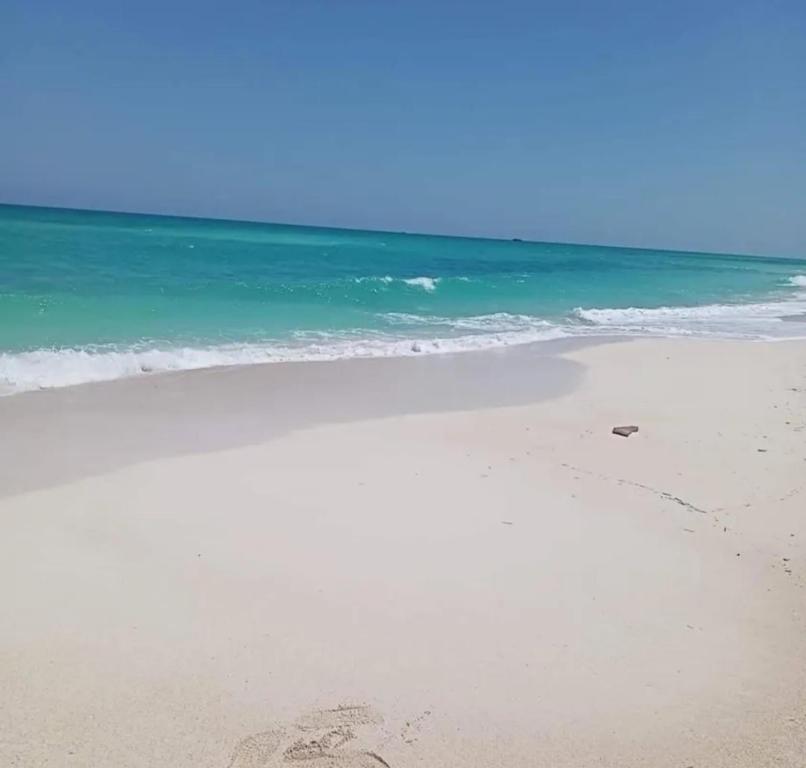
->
[228, 705, 390, 768]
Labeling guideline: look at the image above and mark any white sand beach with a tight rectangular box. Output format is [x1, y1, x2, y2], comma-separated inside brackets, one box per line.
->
[1, 338, 805, 767]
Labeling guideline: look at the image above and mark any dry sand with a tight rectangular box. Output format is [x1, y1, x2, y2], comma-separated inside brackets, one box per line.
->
[1, 338, 805, 767]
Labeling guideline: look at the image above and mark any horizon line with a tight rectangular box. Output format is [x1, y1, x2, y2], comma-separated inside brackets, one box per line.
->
[0, 199, 798, 263]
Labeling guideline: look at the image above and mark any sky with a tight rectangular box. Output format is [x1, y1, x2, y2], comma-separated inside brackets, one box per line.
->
[1, 0, 804, 256]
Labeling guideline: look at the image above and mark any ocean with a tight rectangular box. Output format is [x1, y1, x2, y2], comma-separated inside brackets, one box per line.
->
[1, 203, 805, 394]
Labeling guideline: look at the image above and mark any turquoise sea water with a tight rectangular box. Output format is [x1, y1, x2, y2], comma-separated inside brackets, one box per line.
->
[1, 204, 805, 393]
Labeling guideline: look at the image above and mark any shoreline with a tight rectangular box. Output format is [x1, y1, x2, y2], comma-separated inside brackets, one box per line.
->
[1, 297, 805, 397]
[1, 336, 805, 766]
[0, 337, 599, 497]
[3, 334, 805, 498]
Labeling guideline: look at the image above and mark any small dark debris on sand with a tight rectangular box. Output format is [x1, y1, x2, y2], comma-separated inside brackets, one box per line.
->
[612, 425, 639, 437]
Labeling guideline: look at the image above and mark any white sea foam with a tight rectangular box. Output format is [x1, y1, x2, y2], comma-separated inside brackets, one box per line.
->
[789, 275, 806, 287]
[573, 294, 806, 339]
[382, 311, 553, 332]
[403, 276, 439, 291]
[353, 275, 394, 284]
[353, 275, 442, 290]
[0, 323, 568, 395]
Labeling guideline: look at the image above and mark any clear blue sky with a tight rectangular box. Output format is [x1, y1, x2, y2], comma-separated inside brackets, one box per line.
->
[1, 0, 804, 255]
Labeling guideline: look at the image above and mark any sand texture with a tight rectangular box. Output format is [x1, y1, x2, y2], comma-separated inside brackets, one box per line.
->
[1, 339, 805, 766]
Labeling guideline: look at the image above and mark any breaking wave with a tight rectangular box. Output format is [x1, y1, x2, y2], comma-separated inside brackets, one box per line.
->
[0, 319, 567, 395]
[2, 276, 805, 395]
[572, 294, 806, 338]
[402, 276, 440, 291]
[352, 275, 442, 291]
